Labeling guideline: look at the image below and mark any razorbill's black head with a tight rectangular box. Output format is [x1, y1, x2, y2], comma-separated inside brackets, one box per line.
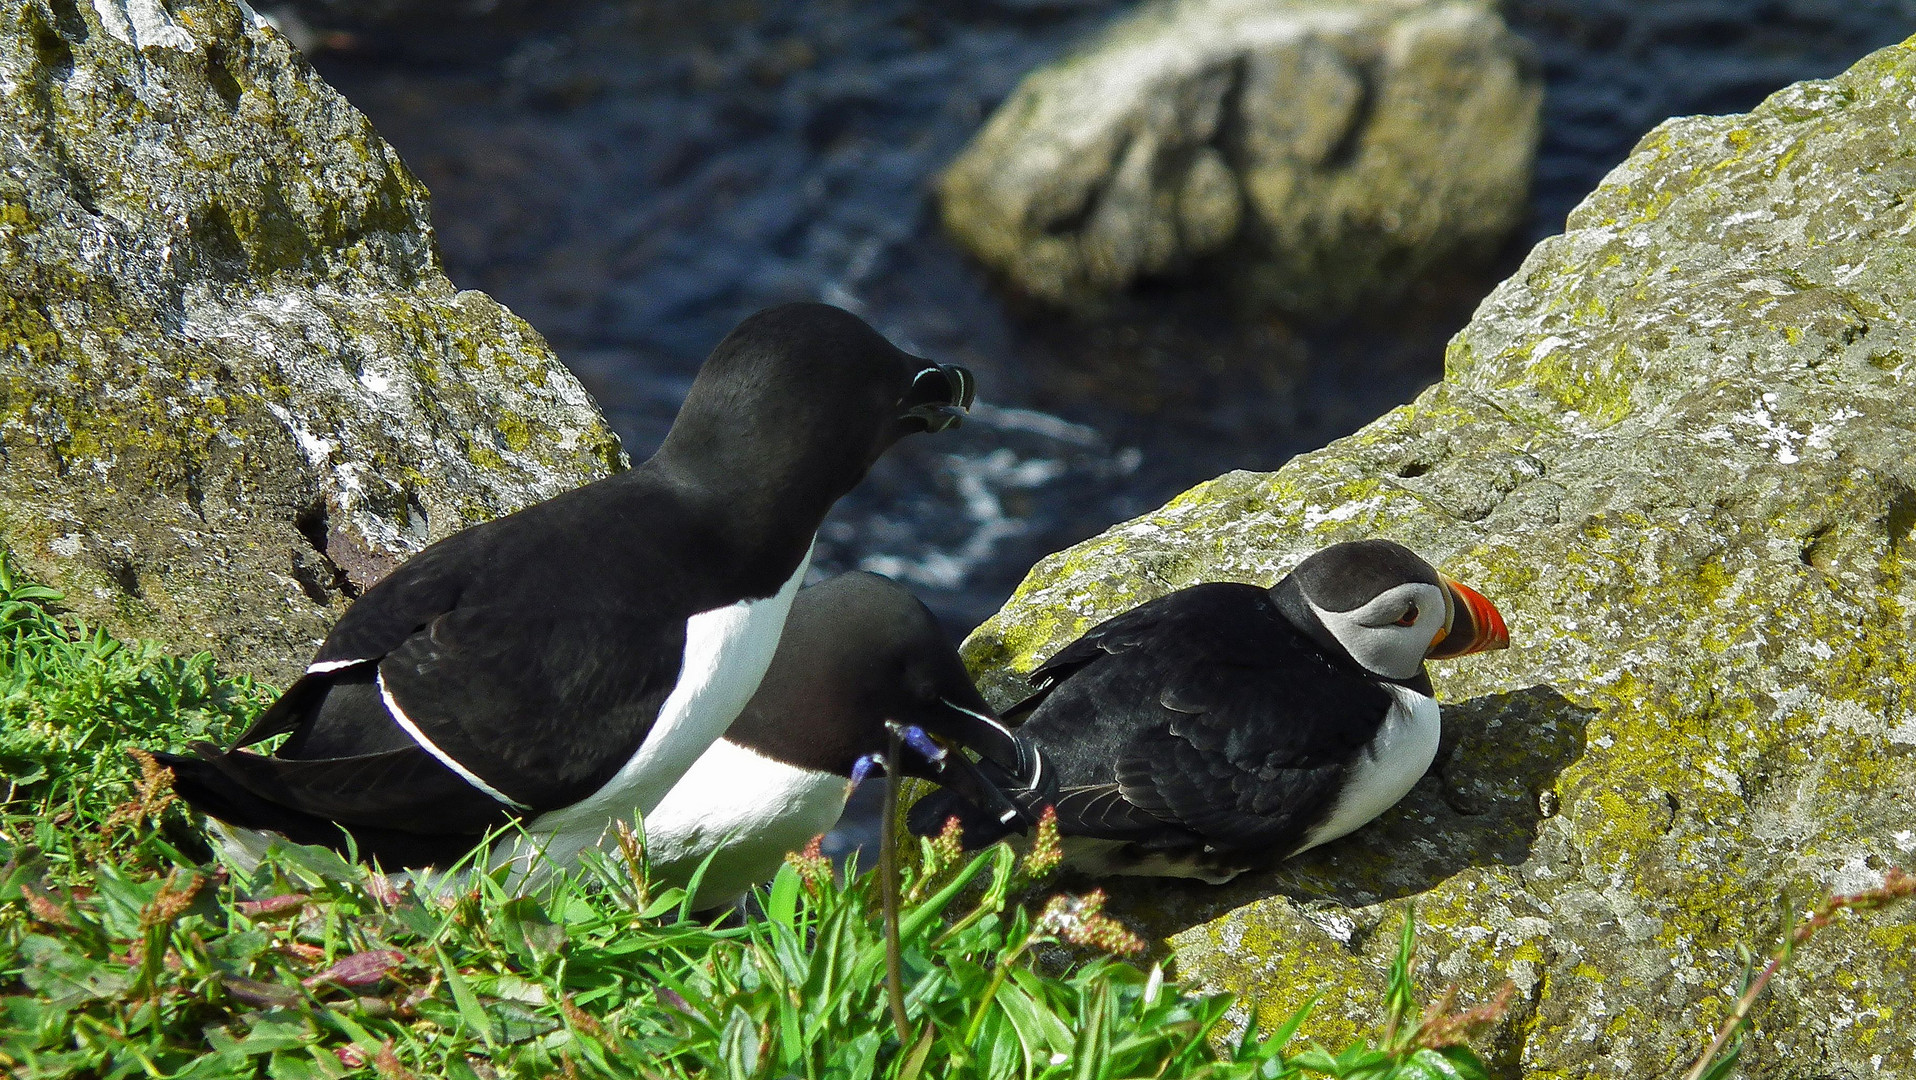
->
[657, 303, 973, 511]
[728, 571, 1031, 782]
[909, 539, 1508, 883]
[156, 304, 973, 881]
[643, 571, 1044, 907]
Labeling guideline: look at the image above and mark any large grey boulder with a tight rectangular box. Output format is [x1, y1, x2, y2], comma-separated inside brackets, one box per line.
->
[939, 0, 1541, 317]
[961, 35, 1916, 1078]
[0, 0, 623, 685]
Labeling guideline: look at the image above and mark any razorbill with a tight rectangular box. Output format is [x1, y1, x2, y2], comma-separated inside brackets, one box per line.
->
[642, 570, 1047, 908]
[907, 539, 1509, 883]
[155, 303, 975, 878]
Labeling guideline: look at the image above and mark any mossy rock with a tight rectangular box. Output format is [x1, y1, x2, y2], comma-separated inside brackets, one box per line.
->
[962, 35, 1916, 1078]
[938, 0, 1540, 318]
[0, 0, 624, 684]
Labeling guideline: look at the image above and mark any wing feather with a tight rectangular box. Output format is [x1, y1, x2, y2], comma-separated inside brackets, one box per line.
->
[373, 605, 688, 811]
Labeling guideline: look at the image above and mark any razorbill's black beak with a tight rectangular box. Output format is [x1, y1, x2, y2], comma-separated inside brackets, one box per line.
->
[1425, 577, 1511, 659]
[897, 697, 1048, 827]
[899, 363, 975, 433]
[922, 747, 1031, 829]
[928, 696, 1034, 780]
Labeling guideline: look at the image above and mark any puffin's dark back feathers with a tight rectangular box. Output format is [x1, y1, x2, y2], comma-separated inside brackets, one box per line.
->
[910, 579, 1405, 865]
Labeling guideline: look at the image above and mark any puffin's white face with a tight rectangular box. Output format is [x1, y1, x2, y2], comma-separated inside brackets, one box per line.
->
[1308, 580, 1450, 681]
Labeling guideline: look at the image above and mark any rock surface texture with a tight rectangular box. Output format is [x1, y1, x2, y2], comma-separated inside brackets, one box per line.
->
[963, 37, 1916, 1078]
[0, 0, 623, 685]
[939, 0, 1541, 317]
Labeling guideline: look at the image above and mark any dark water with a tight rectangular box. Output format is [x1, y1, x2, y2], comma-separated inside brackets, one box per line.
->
[307, 0, 1916, 637]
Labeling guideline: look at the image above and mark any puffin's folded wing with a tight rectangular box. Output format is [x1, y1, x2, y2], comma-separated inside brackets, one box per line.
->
[375, 605, 690, 812]
[1003, 592, 1185, 720]
[1114, 727, 1342, 852]
[1112, 651, 1394, 853]
[1006, 585, 1276, 722]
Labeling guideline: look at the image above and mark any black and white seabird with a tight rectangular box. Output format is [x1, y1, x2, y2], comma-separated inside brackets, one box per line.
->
[908, 539, 1509, 883]
[155, 303, 975, 877]
[643, 570, 1047, 907]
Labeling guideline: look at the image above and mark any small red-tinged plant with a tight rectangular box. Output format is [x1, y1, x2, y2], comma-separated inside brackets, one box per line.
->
[907, 815, 968, 903]
[302, 948, 405, 990]
[785, 833, 833, 897]
[1015, 805, 1063, 887]
[612, 819, 650, 912]
[1683, 866, 1915, 1080]
[104, 749, 177, 839]
[234, 892, 307, 919]
[373, 1039, 416, 1080]
[21, 883, 73, 927]
[1037, 889, 1147, 956]
[1414, 980, 1517, 1049]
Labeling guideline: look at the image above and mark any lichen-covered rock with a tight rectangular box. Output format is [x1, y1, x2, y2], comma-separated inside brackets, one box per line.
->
[962, 36, 1916, 1078]
[938, 0, 1540, 317]
[0, 0, 624, 685]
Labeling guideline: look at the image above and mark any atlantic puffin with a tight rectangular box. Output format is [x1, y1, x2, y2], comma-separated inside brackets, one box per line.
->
[907, 539, 1509, 883]
[155, 303, 975, 877]
[642, 571, 1047, 908]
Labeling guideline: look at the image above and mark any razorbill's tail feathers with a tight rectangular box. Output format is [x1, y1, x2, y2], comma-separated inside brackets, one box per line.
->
[154, 745, 497, 868]
[906, 539, 1509, 883]
[639, 570, 1048, 907]
[157, 304, 972, 876]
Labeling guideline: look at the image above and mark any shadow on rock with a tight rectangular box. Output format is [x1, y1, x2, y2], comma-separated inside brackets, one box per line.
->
[1102, 685, 1593, 942]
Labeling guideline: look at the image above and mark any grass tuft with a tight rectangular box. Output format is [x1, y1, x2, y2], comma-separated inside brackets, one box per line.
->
[0, 555, 274, 876]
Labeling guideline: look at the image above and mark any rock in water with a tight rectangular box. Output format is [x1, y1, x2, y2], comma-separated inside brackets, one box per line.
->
[963, 36, 1916, 1078]
[939, 0, 1540, 317]
[0, 0, 623, 685]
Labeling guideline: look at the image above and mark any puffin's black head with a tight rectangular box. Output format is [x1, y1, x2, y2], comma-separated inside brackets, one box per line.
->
[1269, 539, 1509, 681]
[726, 572, 1037, 796]
[657, 303, 972, 502]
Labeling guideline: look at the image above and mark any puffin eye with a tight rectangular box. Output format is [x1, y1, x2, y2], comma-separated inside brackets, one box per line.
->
[1392, 604, 1418, 627]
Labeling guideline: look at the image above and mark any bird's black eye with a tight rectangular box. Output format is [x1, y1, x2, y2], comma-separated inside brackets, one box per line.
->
[1392, 604, 1418, 627]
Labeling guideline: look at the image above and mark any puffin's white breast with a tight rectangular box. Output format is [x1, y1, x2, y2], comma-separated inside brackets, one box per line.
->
[1296, 683, 1441, 854]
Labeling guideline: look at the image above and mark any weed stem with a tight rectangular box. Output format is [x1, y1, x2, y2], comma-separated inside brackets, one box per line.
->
[879, 728, 910, 1043]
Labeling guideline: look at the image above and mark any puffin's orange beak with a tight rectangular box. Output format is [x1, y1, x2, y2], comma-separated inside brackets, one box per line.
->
[1425, 577, 1509, 659]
